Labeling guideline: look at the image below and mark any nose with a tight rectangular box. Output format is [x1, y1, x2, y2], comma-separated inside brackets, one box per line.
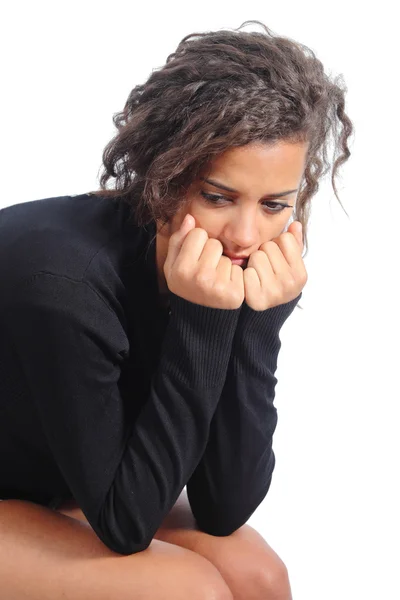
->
[223, 212, 260, 252]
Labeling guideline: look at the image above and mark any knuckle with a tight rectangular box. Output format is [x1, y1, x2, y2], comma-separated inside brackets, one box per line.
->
[194, 269, 213, 286]
[206, 237, 223, 252]
[212, 281, 227, 298]
[233, 287, 245, 304]
[193, 227, 209, 241]
[285, 273, 297, 289]
[175, 263, 191, 280]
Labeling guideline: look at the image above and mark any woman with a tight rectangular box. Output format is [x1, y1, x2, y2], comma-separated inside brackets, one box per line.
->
[0, 20, 353, 600]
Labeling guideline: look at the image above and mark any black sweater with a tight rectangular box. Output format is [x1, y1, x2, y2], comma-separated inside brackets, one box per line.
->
[0, 192, 302, 555]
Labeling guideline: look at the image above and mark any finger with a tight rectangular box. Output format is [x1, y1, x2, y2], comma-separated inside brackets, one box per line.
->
[175, 227, 209, 268]
[215, 254, 235, 284]
[247, 249, 276, 289]
[164, 213, 196, 271]
[243, 266, 262, 305]
[265, 233, 304, 274]
[198, 237, 224, 269]
[216, 260, 244, 307]
[230, 263, 245, 290]
[288, 221, 303, 252]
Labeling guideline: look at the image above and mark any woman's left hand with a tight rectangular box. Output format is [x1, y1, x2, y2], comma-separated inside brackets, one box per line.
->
[243, 221, 308, 311]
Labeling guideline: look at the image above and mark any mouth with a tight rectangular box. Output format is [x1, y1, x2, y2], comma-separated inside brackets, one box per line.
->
[223, 254, 248, 267]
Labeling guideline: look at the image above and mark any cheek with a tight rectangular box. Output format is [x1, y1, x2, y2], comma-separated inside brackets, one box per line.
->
[259, 218, 289, 244]
[186, 202, 224, 236]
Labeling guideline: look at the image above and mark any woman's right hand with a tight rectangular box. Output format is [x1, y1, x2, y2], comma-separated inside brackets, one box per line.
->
[163, 213, 245, 310]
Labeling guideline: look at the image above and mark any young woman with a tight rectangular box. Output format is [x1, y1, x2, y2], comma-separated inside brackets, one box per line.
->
[0, 20, 353, 600]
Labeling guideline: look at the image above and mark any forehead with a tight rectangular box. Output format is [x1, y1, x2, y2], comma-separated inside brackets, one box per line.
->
[203, 140, 309, 187]
[215, 140, 307, 166]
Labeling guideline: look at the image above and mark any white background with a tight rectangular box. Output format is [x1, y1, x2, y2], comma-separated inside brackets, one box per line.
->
[1, 2, 399, 599]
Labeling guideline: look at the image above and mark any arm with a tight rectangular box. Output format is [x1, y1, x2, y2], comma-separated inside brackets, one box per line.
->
[4, 275, 241, 554]
[186, 292, 302, 535]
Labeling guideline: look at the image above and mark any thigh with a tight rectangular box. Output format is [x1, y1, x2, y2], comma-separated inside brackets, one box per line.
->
[0, 499, 233, 600]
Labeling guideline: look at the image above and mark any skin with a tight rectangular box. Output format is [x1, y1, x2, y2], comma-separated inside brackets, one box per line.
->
[0, 141, 308, 600]
[155, 139, 309, 306]
[55, 486, 294, 599]
[47, 139, 309, 599]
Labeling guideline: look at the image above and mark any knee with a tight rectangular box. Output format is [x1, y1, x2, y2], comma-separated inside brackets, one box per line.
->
[256, 557, 292, 600]
[155, 544, 234, 600]
[186, 553, 234, 600]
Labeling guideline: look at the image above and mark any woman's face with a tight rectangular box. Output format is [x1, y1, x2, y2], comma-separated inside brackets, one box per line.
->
[156, 140, 309, 294]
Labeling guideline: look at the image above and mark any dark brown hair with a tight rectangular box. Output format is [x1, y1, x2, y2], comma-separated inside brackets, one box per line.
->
[92, 20, 354, 270]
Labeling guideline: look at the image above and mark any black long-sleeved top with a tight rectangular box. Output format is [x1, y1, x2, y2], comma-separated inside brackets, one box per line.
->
[0, 192, 302, 555]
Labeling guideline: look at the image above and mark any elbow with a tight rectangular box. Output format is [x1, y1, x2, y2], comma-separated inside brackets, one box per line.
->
[188, 474, 274, 538]
[95, 514, 154, 555]
[93, 496, 157, 556]
[100, 532, 152, 556]
[191, 487, 272, 537]
[192, 500, 258, 537]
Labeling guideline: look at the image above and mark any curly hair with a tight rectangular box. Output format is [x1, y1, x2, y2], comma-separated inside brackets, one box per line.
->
[92, 19, 354, 270]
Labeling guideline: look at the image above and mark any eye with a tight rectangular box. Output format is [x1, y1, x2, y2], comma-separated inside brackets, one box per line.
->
[200, 192, 288, 214]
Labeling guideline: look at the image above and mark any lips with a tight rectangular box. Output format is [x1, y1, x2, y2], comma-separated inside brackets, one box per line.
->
[223, 254, 248, 268]
[223, 253, 249, 260]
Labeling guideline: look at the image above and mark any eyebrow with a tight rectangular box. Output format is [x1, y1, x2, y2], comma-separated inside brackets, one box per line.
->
[200, 177, 298, 199]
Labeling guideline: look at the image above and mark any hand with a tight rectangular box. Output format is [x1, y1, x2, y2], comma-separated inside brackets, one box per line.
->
[163, 213, 245, 310]
[243, 222, 308, 311]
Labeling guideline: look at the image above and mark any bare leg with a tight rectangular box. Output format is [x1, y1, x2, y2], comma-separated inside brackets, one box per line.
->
[57, 490, 293, 600]
[0, 499, 234, 600]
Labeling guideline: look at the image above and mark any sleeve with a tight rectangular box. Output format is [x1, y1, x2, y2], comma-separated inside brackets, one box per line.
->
[186, 292, 302, 535]
[4, 273, 242, 554]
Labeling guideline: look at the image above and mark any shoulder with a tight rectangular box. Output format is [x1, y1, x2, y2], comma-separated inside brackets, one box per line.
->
[0, 193, 139, 311]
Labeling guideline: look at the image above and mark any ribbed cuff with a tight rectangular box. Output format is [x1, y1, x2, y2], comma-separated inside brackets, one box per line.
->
[159, 292, 242, 389]
[231, 292, 302, 375]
